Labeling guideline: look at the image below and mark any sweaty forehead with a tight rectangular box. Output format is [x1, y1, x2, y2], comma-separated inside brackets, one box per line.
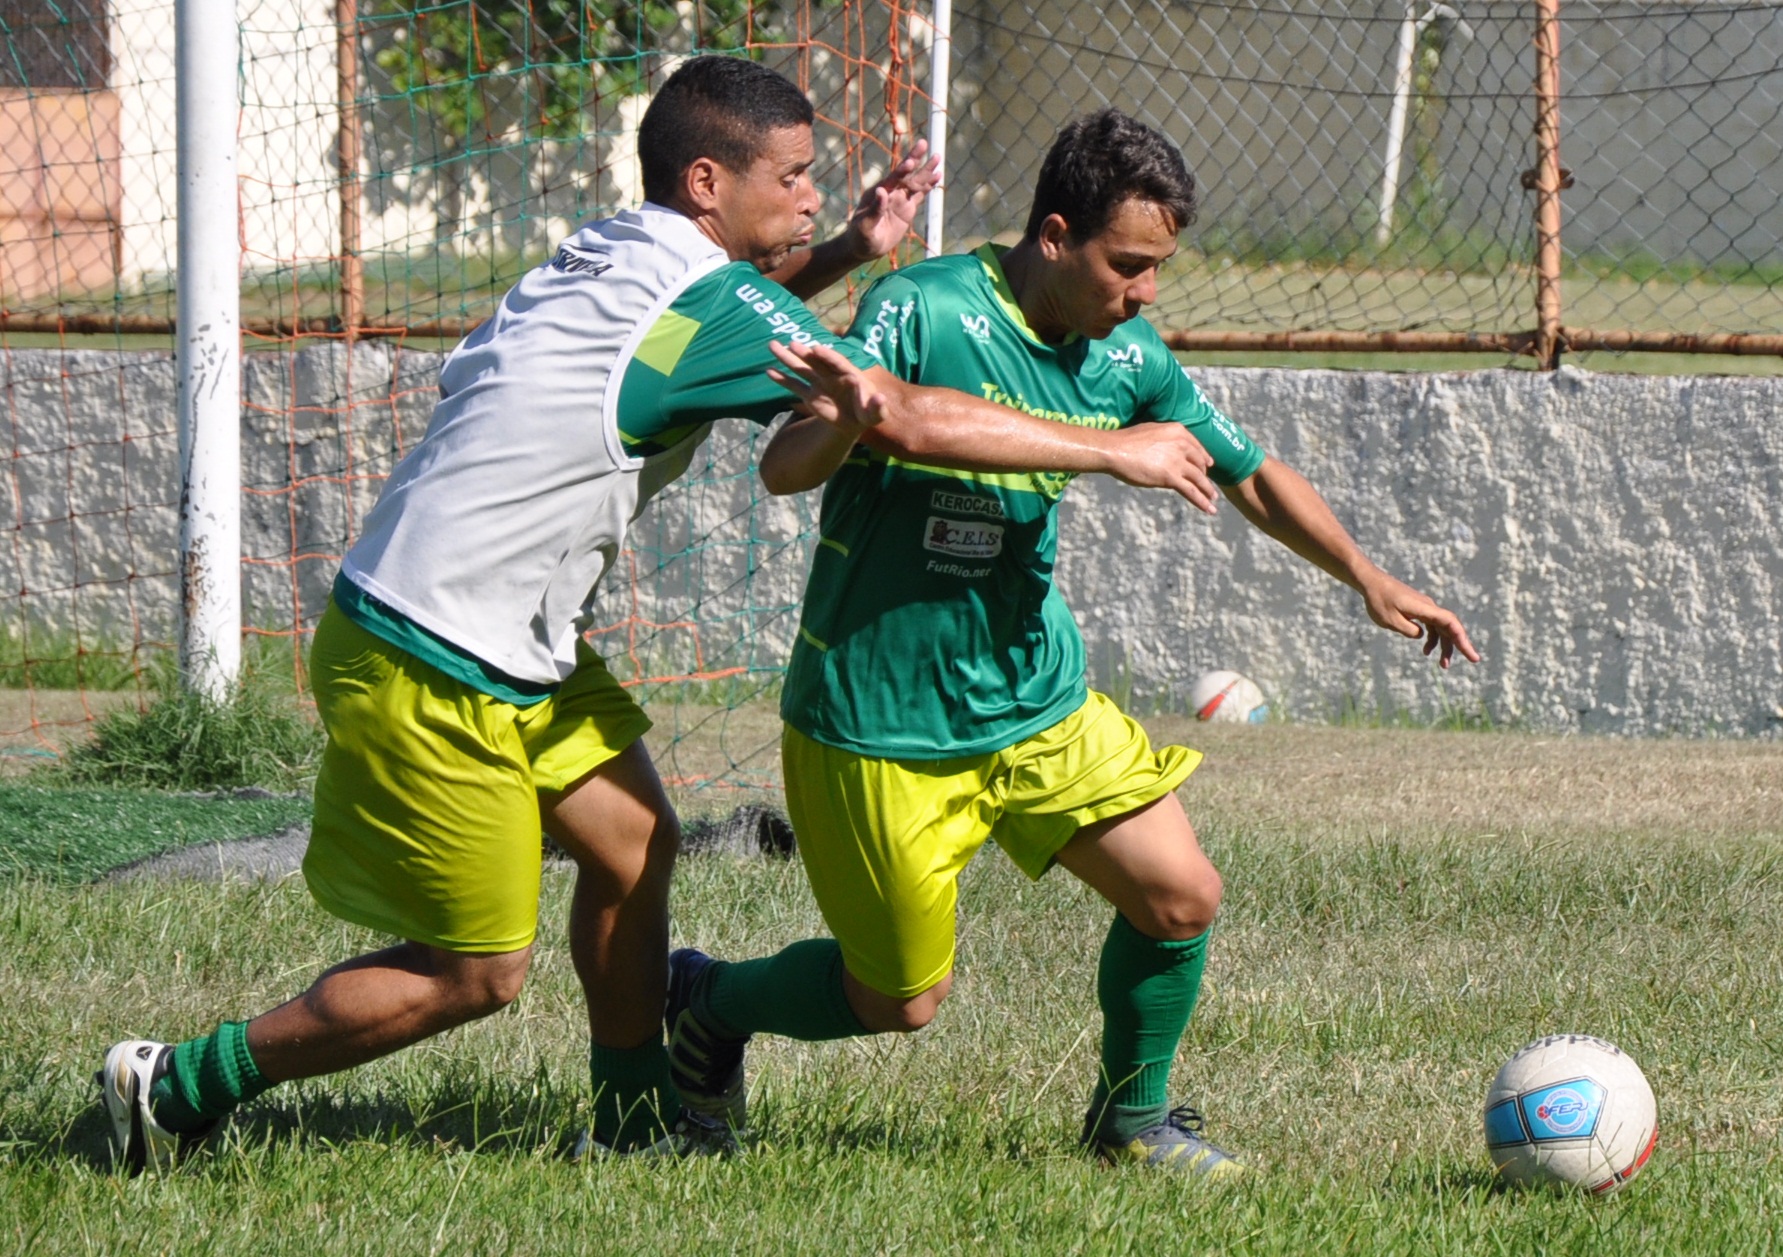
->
[752, 124, 816, 171]
[1096, 197, 1181, 254]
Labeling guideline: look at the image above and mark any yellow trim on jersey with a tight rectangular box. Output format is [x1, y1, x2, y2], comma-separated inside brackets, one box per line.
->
[973, 242, 1080, 347]
[634, 307, 702, 376]
[799, 625, 830, 651]
[880, 453, 1055, 495]
[818, 536, 850, 557]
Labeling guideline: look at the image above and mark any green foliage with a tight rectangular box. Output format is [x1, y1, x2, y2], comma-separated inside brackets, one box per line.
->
[0, 626, 145, 692]
[362, 0, 753, 147]
[50, 654, 321, 793]
[1329, 690, 1505, 733]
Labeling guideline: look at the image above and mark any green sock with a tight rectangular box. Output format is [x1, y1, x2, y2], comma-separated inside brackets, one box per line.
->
[1086, 914, 1211, 1145]
[148, 1020, 272, 1134]
[696, 939, 869, 1042]
[589, 1041, 682, 1152]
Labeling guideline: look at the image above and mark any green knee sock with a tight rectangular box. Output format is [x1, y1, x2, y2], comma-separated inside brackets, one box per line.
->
[1086, 914, 1211, 1145]
[589, 1041, 682, 1152]
[148, 1020, 272, 1134]
[696, 939, 869, 1042]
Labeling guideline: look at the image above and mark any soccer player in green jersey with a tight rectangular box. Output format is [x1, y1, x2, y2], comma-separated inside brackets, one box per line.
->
[96, 65, 1228, 1173]
[668, 109, 1480, 1173]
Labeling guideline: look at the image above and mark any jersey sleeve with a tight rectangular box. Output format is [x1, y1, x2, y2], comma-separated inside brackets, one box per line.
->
[1139, 348, 1267, 486]
[844, 272, 928, 384]
[615, 264, 876, 450]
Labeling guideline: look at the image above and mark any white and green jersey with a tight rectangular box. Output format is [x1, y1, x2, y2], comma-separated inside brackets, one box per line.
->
[340, 204, 870, 692]
[780, 244, 1266, 757]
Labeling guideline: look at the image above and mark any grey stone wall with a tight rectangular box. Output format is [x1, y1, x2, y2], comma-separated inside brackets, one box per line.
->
[4, 345, 1779, 735]
[1058, 366, 1783, 736]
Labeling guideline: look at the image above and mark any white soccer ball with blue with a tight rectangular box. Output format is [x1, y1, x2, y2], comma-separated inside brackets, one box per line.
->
[1484, 1034, 1658, 1193]
[1187, 670, 1268, 724]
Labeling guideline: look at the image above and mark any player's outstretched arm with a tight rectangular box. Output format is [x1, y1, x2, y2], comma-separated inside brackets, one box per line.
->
[766, 141, 941, 300]
[763, 341, 1220, 510]
[1224, 456, 1480, 669]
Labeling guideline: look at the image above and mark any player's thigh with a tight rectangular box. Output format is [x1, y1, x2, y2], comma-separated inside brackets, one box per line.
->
[541, 741, 678, 896]
[1052, 791, 1222, 941]
[531, 643, 669, 886]
[306, 603, 544, 954]
[994, 691, 1212, 937]
[782, 726, 994, 999]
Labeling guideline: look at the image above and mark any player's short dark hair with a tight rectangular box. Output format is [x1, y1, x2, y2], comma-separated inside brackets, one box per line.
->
[1022, 109, 1198, 244]
[638, 56, 816, 204]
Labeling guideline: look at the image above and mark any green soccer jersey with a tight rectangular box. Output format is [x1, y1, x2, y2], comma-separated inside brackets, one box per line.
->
[779, 244, 1266, 757]
[614, 261, 871, 454]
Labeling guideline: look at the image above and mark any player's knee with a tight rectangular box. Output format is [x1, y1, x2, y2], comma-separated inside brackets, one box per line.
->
[852, 971, 952, 1033]
[439, 947, 531, 1019]
[884, 981, 950, 1033]
[1136, 868, 1223, 941]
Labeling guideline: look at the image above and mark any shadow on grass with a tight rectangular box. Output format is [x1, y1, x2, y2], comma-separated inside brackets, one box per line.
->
[1378, 1161, 1509, 1198]
[1, 1076, 586, 1173]
[10, 1082, 1062, 1173]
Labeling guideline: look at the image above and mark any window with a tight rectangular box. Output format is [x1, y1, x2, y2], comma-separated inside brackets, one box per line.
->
[0, 0, 110, 92]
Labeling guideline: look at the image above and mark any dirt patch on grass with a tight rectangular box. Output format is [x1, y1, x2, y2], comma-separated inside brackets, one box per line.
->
[0, 689, 140, 776]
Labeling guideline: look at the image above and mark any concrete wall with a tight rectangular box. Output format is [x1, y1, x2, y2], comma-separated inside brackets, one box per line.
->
[1057, 366, 1783, 736]
[3, 345, 1779, 736]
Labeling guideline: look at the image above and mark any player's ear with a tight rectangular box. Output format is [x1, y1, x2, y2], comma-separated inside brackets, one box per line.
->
[1036, 213, 1073, 261]
[681, 156, 725, 212]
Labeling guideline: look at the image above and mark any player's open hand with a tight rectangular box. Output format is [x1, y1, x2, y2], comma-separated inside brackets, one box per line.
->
[1103, 422, 1220, 515]
[1360, 573, 1481, 669]
[842, 140, 942, 262]
[767, 340, 888, 434]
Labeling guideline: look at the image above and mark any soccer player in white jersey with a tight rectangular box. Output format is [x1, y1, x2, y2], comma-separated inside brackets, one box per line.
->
[97, 61, 1225, 1170]
[667, 110, 1480, 1174]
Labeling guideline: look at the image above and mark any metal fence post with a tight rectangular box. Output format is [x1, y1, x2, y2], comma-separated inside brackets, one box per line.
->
[1533, 0, 1564, 369]
[338, 0, 364, 339]
[175, 0, 242, 699]
[925, 0, 952, 257]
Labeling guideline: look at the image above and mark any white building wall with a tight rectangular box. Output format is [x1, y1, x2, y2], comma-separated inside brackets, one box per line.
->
[108, 0, 477, 289]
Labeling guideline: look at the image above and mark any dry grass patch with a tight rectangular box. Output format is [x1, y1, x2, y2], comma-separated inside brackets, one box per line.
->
[1157, 722, 1783, 843]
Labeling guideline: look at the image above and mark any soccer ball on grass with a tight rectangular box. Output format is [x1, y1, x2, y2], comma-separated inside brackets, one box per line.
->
[1483, 1034, 1657, 1193]
[1187, 670, 1268, 724]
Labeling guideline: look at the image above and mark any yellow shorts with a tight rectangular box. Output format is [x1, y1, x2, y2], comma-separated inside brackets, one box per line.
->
[303, 601, 653, 953]
[782, 691, 1200, 998]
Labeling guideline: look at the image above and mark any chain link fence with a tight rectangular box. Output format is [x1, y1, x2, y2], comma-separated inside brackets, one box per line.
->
[2, 0, 1781, 781]
[3, 2, 1780, 350]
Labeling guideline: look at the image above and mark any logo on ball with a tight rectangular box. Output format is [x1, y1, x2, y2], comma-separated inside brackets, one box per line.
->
[1519, 1077, 1605, 1141]
[1534, 1088, 1590, 1134]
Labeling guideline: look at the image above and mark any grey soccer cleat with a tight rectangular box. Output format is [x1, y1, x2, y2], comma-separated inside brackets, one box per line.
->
[577, 1112, 702, 1162]
[97, 1039, 215, 1174]
[664, 948, 750, 1136]
[1083, 1103, 1245, 1178]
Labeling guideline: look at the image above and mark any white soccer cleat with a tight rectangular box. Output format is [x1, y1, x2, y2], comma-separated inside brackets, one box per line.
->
[97, 1040, 180, 1174]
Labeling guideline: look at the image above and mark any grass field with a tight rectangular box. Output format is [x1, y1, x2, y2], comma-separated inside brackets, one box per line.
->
[2, 724, 1780, 1254]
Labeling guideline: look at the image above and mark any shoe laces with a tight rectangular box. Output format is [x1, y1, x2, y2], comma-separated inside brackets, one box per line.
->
[1165, 1104, 1207, 1137]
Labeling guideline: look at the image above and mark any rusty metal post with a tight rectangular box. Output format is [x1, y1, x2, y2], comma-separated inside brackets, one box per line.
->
[1532, 0, 1564, 369]
[337, 0, 364, 340]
